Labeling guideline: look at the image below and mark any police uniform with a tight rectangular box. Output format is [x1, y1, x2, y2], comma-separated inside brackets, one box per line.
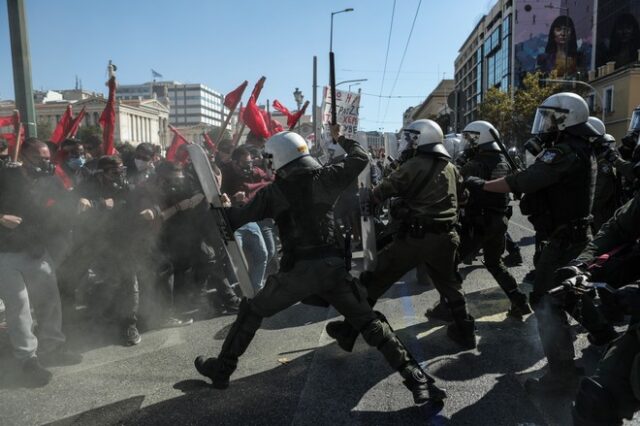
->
[506, 136, 614, 376]
[571, 193, 640, 425]
[592, 156, 620, 233]
[459, 149, 529, 316]
[194, 135, 446, 404]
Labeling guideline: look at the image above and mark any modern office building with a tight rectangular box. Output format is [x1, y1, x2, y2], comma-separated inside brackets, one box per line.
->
[117, 81, 229, 128]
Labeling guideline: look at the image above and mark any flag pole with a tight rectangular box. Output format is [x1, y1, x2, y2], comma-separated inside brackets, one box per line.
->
[215, 102, 238, 144]
[12, 110, 23, 162]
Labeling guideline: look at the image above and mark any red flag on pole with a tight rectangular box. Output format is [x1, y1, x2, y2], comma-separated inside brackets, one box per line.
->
[250, 76, 266, 100]
[202, 132, 217, 154]
[66, 106, 86, 139]
[224, 80, 248, 110]
[50, 105, 74, 144]
[0, 115, 14, 128]
[289, 101, 309, 130]
[242, 95, 270, 139]
[99, 76, 117, 155]
[167, 125, 189, 162]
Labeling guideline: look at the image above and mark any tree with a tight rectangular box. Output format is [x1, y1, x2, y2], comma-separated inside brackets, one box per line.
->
[76, 125, 102, 143]
[207, 125, 232, 143]
[477, 71, 560, 148]
[36, 120, 53, 141]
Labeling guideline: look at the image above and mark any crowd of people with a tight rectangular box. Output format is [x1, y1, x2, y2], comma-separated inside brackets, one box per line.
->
[0, 131, 285, 387]
[2, 93, 640, 424]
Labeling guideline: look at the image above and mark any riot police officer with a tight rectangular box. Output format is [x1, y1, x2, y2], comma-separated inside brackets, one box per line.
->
[465, 92, 617, 392]
[327, 119, 475, 350]
[456, 121, 531, 318]
[555, 190, 640, 425]
[194, 126, 447, 406]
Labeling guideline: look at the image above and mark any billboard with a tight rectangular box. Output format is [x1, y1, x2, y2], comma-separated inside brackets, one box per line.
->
[595, 0, 640, 69]
[514, 0, 595, 86]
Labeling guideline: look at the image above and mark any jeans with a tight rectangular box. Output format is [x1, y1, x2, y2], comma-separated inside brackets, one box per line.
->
[234, 222, 268, 292]
[0, 251, 66, 360]
[258, 219, 278, 272]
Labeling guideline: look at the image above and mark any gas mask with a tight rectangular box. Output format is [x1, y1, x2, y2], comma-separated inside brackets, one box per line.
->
[99, 167, 128, 191]
[135, 158, 152, 172]
[523, 137, 544, 157]
[24, 157, 55, 177]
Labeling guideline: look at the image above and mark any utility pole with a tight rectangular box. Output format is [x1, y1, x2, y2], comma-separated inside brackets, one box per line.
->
[7, 0, 37, 137]
[312, 56, 317, 145]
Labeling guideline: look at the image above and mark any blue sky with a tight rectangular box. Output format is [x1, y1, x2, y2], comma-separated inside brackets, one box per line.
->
[0, 0, 492, 132]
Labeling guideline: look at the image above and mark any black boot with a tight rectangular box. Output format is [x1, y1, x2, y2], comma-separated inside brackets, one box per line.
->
[503, 251, 523, 267]
[424, 298, 453, 322]
[360, 313, 446, 405]
[325, 320, 359, 352]
[400, 361, 447, 404]
[524, 361, 584, 394]
[446, 302, 476, 349]
[506, 290, 532, 320]
[194, 298, 262, 389]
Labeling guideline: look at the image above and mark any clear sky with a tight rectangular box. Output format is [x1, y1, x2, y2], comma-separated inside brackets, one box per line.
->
[0, 0, 494, 132]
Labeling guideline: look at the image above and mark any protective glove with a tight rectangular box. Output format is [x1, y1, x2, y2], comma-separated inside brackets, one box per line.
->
[614, 284, 640, 315]
[463, 176, 486, 192]
[553, 260, 589, 286]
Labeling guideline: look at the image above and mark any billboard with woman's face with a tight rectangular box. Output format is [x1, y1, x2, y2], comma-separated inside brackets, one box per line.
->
[596, 0, 640, 69]
[514, 0, 595, 86]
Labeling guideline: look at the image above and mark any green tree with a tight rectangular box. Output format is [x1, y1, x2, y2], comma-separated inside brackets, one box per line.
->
[478, 71, 561, 148]
[36, 120, 53, 141]
[207, 125, 232, 143]
[76, 125, 102, 143]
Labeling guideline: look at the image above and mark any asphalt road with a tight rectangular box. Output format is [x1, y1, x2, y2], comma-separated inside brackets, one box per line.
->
[1, 204, 638, 425]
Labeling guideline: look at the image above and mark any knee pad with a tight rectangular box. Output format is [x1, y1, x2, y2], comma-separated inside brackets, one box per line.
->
[361, 317, 393, 348]
[573, 377, 621, 426]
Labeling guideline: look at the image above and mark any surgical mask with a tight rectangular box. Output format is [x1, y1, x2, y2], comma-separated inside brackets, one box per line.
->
[135, 158, 152, 172]
[66, 156, 86, 171]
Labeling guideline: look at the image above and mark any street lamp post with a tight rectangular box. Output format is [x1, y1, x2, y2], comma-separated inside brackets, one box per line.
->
[329, 8, 354, 126]
[348, 82, 360, 92]
[330, 8, 354, 52]
[293, 87, 304, 130]
[336, 78, 368, 88]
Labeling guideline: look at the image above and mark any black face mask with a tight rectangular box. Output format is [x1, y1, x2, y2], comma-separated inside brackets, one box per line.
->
[161, 177, 189, 201]
[100, 170, 128, 192]
[24, 157, 55, 177]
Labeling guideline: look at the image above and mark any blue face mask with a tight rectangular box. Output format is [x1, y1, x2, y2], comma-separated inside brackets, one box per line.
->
[67, 156, 86, 171]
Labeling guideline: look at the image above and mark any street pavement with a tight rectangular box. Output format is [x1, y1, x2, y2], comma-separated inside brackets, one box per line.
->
[1, 204, 638, 425]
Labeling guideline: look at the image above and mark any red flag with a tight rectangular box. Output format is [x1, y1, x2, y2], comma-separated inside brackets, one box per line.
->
[224, 80, 248, 110]
[0, 115, 14, 128]
[66, 106, 86, 139]
[99, 77, 117, 155]
[242, 95, 270, 139]
[289, 101, 309, 130]
[272, 100, 292, 119]
[250, 76, 266, 100]
[167, 125, 189, 162]
[50, 105, 73, 144]
[202, 132, 217, 154]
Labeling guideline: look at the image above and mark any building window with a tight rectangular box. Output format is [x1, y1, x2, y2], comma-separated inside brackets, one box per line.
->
[586, 94, 595, 113]
[604, 86, 614, 113]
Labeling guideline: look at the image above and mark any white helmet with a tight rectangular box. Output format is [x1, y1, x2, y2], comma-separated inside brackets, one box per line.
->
[400, 119, 449, 158]
[531, 92, 595, 135]
[264, 131, 318, 172]
[462, 120, 501, 152]
[629, 106, 640, 132]
[587, 116, 606, 136]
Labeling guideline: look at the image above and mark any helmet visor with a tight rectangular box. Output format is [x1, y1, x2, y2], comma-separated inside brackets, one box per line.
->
[630, 109, 640, 132]
[400, 129, 419, 152]
[462, 131, 480, 147]
[531, 107, 568, 134]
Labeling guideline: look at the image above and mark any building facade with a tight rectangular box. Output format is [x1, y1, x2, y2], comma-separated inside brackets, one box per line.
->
[587, 62, 640, 142]
[411, 79, 455, 122]
[0, 97, 170, 148]
[117, 81, 230, 128]
[454, 0, 514, 130]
